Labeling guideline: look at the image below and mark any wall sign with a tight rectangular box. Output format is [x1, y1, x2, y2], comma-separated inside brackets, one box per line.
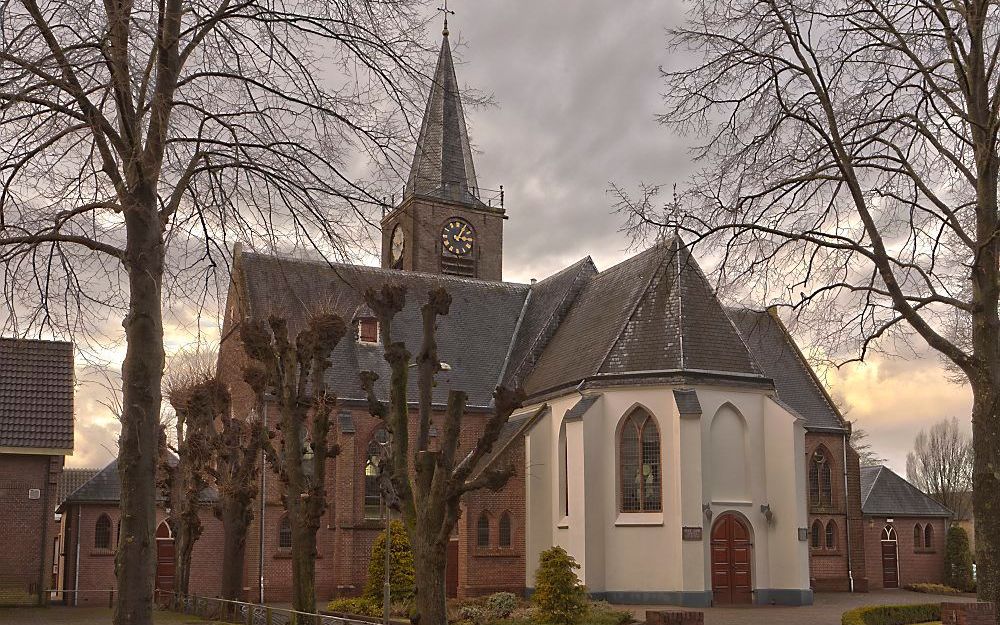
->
[682, 526, 703, 541]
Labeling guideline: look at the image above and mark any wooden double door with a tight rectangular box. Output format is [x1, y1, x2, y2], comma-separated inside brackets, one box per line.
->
[710, 513, 753, 605]
[155, 522, 175, 597]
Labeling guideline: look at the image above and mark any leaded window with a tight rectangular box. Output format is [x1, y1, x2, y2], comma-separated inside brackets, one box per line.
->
[95, 514, 112, 550]
[809, 448, 833, 507]
[279, 515, 292, 550]
[825, 520, 837, 549]
[499, 512, 512, 548]
[477, 513, 490, 548]
[364, 429, 389, 520]
[924, 524, 934, 549]
[810, 519, 822, 548]
[619, 409, 661, 513]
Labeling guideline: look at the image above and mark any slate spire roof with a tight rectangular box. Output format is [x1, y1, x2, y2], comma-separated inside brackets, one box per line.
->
[404, 29, 487, 208]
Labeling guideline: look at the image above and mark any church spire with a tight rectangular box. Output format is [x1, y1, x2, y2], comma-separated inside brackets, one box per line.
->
[404, 20, 485, 208]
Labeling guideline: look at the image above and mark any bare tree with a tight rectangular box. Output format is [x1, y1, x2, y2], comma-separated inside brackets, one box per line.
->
[0, 3, 429, 623]
[616, 0, 1000, 610]
[849, 421, 885, 468]
[240, 312, 345, 617]
[907, 417, 974, 521]
[360, 285, 523, 625]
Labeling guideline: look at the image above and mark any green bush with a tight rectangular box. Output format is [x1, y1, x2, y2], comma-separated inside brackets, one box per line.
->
[585, 601, 632, 625]
[326, 596, 382, 617]
[904, 582, 962, 595]
[945, 525, 975, 592]
[532, 546, 588, 625]
[841, 604, 940, 625]
[364, 519, 416, 601]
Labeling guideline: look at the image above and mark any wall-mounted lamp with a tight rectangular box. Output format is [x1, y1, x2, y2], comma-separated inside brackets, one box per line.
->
[703, 504, 713, 521]
[760, 503, 774, 524]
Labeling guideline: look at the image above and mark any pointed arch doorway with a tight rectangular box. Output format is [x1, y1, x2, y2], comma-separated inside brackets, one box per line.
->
[881, 525, 899, 588]
[155, 521, 175, 598]
[710, 512, 753, 605]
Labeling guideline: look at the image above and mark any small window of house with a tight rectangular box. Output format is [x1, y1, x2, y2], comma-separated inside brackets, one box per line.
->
[825, 520, 837, 550]
[95, 514, 112, 550]
[278, 515, 292, 550]
[358, 318, 378, 343]
[477, 513, 490, 548]
[924, 524, 934, 549]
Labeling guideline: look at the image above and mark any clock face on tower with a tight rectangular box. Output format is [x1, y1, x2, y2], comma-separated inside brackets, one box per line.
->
[441, 218, 474, 256]
[390, 225, 405, 268]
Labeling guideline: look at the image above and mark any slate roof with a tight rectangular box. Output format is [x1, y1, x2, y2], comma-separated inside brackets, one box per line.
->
[727, 309, 845, 432]
[523, 239, 762, 396]
[239, 253, 530, 408]
[404, 31, 490, 209]
[0, 337, 75, 451]
[860, 465, 952, 518]
[57, 468, 100, 507]
[563, 395, 600, 422]
[673, 389, 702, 417]
[60, 460, 218, 509]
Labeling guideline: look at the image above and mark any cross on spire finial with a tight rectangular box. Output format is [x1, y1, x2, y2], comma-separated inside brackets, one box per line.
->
[438, 0, 454, 36]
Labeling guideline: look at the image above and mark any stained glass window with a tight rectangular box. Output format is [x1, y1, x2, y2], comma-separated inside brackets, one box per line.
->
[619, 409, 661, 512]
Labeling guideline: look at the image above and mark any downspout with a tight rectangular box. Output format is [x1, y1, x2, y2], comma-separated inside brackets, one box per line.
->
[73, 506, 81, 606]
[843, 431, 855, 592]
[37, 461, 52, 605]
[259, 402, 268, 604]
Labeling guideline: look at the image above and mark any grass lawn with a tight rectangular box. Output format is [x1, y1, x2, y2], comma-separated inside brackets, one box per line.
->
[0, 606, 214, 624]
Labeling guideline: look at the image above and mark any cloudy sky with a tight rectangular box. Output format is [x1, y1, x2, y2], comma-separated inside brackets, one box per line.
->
[65, 0, 973, 473]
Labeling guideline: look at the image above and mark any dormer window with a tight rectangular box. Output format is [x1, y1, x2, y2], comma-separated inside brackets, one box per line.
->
[358, 317, 379, 343]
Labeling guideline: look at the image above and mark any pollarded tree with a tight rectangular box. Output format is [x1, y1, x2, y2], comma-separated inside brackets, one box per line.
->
[359, 285, 524, 625]
[617, 0, 1000, 613]
[0, 4, 429, 624]
[240, 313, 346, 616]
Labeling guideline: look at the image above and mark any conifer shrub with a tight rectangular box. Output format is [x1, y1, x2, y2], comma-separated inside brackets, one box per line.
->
[532, 546, 588, 625]
[944, 525, 975, 592]
[840, 603, 940, 625]
[364, 519, 416, 601]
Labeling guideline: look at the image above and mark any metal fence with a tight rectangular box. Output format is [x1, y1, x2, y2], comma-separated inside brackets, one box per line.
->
[159, 592, 374, 625]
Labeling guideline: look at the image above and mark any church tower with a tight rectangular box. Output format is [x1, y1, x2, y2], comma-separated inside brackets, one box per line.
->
[380, 21, 505, 281]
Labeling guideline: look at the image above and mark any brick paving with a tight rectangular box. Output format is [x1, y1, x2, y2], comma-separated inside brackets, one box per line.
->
[620, 590, 978, 625]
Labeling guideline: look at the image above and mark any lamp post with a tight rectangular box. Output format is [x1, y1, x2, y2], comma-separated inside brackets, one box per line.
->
[379, 436, 392, 625]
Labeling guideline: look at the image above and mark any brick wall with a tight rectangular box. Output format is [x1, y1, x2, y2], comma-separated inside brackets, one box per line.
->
[804, 432, 867, 592]
[0, 453, 62, 605]
[863, 516, 947, 589]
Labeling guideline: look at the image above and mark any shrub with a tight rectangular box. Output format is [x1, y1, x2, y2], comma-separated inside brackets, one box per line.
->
[326, 596, 383, 617]
[904, 582, 962, 595]
[486, 592, 519, 620]
[841, 604, 940, 625]
[364, 519, 416, 601]
[532, 546, 588, 625]
[945, 525, 975, 592]
[456, 592, 521, 625]
[586, 601, 632, 625]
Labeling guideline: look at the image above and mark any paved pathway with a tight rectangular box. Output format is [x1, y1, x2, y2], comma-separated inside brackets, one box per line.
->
[0, 606, 212, 624]
[618, 590, 977, 625]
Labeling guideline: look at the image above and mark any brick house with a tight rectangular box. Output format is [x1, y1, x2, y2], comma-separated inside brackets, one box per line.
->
[0, 338, 74, 606]
[860, 465, 952, 589]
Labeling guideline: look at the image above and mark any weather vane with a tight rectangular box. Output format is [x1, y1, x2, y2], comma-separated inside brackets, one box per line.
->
[438, 0, 454, 35]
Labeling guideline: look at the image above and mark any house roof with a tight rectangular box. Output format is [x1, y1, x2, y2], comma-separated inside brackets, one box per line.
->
[860, 465, 952, 518]
[727, 309, 845, 432]
[404, 30, 490, 209]
[523, 238, 763, 396]
[56, 468, 100, 507]
[0, 337, 75, 451]
[60, 459, 218, 509]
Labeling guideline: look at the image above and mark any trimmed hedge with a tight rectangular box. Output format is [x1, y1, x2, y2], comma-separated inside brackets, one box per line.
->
[841, 604, 940, 625]
[904, 582, 962, 595]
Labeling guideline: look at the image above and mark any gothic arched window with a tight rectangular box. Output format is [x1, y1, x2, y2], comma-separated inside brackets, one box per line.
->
[364, 429, 389, 520]
[278, 515, 292, 550]
[825, 520, 837, 549]
[619, 408, 661, 513]
[809, 447, 833, 507]
[925, 524, 934, 549]
[810, 519, 822, 549]
[94, 514, 112, 550]
[913, 523, 923, 551]
[499, 512, 512, 548]
[477, 513, 490, 548]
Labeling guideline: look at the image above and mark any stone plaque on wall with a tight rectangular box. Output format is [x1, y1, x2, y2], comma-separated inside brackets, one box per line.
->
[798, 527, 809, 541]
[682, 526, 703, 541]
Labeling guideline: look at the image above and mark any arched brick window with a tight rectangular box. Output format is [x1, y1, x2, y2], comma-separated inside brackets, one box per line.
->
[476, 513, 490, 548]
[810, 519, 822, 549]
[278, 515, 292, 550]
[913, 523, 923, 551]
[499, 512, 512, 548]
[809, 447, 833, 507]
[825, 520, 837, 549]
[364, 429, 389, 520]
[95, 514, 112, 550]
[924, 524, 934, 549]
[619, 408, 661, 513]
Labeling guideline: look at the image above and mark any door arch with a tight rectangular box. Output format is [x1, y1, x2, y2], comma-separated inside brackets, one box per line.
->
[881, 525, 899, 588]
[711, 512, 753, 605]
[155, 521, 175, 597]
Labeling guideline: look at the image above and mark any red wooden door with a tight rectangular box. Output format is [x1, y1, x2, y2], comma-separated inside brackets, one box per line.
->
[711, 513, 753, 605]
[881, 541, 899, 588]
[155, 522, 175, 597]
[446, 539, 459, 598]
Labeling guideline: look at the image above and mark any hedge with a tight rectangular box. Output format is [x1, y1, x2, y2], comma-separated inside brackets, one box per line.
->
[841, 604, 941, 625]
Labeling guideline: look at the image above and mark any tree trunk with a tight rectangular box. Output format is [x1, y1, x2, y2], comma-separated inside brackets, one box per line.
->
[219, 503, 249, 602]
[114, 197, 166, 625]
[290, 507, 317, 621]
[412, 538, 447, 625]
[972, 375, 1000, 615]
[174, 518, 195, 595]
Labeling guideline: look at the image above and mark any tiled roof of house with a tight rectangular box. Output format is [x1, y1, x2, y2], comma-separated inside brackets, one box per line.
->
[860, 465, 952, 518]
[57, 468, 100, 507]
[60, 459, 218, 509]
[727, 309, 845, 432]
[0, 338, 75, 451]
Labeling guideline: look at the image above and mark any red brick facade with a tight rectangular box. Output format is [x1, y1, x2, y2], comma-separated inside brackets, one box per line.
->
[804, 432, 868, 592]
[0, 453, 62, 605]
[863, 515, 947, 590]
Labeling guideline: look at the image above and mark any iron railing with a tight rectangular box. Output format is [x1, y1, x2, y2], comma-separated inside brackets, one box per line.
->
[158, 591, 372, 625]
